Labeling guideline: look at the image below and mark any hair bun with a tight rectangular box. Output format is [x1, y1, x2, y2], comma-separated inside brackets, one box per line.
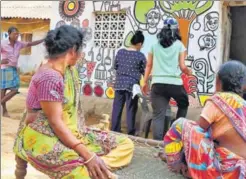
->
[45, 30, 56, 47]
[44, 25, 84, 58]
[130, 30, 145, 45]
[135, 30, 143, 35]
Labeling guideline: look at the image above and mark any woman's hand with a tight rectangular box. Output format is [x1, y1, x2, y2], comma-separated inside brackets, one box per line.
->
[184, 67, 192, 76]
[186, 68, 193, 76]
[1, 59, 9, 65]
[142, 82, 149, 96]
[85, 154, 112, 179]
[168, 163, 191, 178]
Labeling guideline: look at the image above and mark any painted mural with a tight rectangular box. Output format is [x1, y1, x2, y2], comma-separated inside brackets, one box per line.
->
[52, 0, 220, 107]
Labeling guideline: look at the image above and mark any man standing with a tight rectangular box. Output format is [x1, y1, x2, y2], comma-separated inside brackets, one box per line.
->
[1, 26, 44, 117]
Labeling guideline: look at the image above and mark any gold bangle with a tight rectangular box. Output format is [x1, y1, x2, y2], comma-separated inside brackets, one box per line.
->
[71, 142, 82, 150]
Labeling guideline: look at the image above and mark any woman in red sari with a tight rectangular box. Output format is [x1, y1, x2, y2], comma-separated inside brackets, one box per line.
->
[163, 61, 246, 179]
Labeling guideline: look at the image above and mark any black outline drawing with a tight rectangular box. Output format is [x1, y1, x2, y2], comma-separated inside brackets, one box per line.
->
[192, 58, 215, 93]
[107, 49, 116, 85]
[95, 48, 107, 80]
[204, 11, 219, 36]
[192, 16, 201, 31]
[93, 1, 121, 12]
[198, 33, 217, 73]
[104, 49, 111, 65]
[96, 48, 102, 61]
[86, 47, 97, 82]
[125, 2, 162, 35]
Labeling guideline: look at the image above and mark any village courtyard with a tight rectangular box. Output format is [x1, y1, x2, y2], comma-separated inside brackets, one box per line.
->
[1, 1, 246, 179]
[1, 88, 202, 179]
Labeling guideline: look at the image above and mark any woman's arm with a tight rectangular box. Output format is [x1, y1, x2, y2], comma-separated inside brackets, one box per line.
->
[40, 101, 92, 160]
[179, 51, 192, 75]
[41, 101, 111, 179]
[196, 117, 210, 130]
[196, 100, 219, 130]
[143, 53, 153, 84]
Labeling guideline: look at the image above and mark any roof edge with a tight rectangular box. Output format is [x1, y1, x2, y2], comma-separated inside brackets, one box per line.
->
[1, 16, 51, 20]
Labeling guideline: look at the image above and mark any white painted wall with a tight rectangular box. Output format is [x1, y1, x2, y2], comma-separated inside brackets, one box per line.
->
[51, 1, 222, 107]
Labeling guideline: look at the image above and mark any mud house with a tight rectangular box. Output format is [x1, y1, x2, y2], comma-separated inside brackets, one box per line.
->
[1, 1, 51, 84]
[43, 1, 246, 107]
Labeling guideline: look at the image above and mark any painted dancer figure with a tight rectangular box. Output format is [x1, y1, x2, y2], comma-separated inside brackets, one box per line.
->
[163, 61, 246, 178]
[142, 18, 192, 140]
[111, 31, 146, 135]
[1, 26, 44, 117]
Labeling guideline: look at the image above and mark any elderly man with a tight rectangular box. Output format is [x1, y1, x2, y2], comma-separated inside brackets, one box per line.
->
[1, 26, 44, 117]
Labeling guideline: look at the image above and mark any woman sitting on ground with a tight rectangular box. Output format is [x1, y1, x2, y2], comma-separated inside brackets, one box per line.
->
[13, 25, 134, 179]
[163, 61, 246, 179]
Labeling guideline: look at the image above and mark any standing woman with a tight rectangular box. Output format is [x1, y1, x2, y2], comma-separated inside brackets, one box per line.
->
[143, 18, 192, 140]
[111, 31, 146, 135]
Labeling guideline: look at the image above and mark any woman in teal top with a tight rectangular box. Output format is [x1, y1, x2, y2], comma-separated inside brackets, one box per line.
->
[143, 18, 192, 140]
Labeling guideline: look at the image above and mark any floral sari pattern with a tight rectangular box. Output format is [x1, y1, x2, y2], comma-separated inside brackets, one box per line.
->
[13, 67, 134, 179]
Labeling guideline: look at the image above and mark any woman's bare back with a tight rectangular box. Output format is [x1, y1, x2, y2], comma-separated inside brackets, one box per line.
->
[216, 128, 246, 159]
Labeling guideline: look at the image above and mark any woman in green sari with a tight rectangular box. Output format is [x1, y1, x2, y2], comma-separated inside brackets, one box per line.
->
[13, 25, 134, 179]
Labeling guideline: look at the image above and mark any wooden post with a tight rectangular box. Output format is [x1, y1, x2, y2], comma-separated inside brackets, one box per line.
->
[15, 155, 27, 179]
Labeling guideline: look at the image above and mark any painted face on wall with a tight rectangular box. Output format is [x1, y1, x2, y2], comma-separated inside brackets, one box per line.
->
[206, 17, 219, 31]
[204, 12, 219, 32]
[203, 35, 215, 48]
[199, 34, 216, 50]
[146, 8, 160, 28]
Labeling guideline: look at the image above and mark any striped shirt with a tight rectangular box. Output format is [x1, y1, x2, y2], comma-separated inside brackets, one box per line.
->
[26, 68, 64, 109]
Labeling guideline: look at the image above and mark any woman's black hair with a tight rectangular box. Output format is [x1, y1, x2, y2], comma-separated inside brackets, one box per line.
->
[157, 25, 181, 48]
[218, 60, 246, 94]
[130, 30, 144, 45]
[44, 25, 83, 58]
[8, 26, 19, 34]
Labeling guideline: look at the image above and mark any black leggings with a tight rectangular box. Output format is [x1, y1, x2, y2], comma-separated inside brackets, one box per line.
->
[151, 83, 189, 140]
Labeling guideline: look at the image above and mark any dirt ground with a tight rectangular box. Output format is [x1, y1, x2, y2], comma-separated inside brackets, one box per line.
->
[1, 88, 201, 178]
[1, 88, 100, 179]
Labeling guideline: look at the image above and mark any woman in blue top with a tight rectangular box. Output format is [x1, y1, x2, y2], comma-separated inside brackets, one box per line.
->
[143, 18, 192, 140]
[111, 31, 146, 135]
